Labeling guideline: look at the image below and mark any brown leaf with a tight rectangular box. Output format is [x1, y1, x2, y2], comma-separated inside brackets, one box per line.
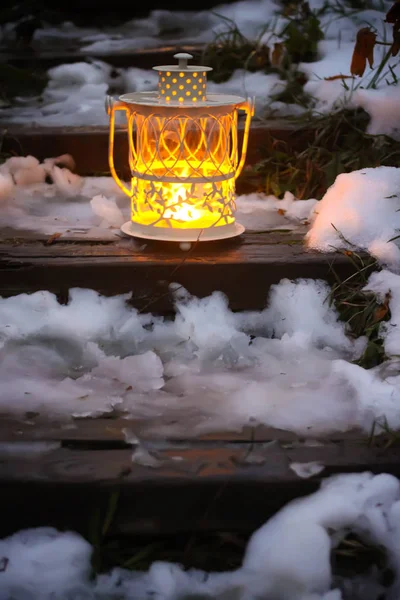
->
[373, 291, 391, 323]
[45, 232, 62, 245]
[255, 45, 270, 68]
[277, 208, 286, 215]
[271, 42, 285, 67]
[324, 74, 354, 81]
[350, 28, 377, 76]
[392, 23, 400, 56]
[385, 1, 400, 24]
[282, 3, 297, 17]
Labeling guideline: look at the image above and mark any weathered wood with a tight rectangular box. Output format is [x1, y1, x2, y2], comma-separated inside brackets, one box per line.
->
[0, 441, 398, 485]
[0, 416, 366, 443]
[0, 411, 394, 536]
[0, 233, 352, 311]
[0, 44, 205, 70]
[0, 439, 398, 536]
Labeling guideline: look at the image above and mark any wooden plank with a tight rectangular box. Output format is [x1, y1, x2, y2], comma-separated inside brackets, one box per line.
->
[0, 44, 205, 69]
[0, 438, 397, 535]
[0, 234, 352, 311]
[0, 230, 304, 249]
[0, 442, 398, 485]
[0, 416, 366, 444]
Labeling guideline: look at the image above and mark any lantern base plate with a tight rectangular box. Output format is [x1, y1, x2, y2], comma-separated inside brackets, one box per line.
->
[121, 221, 245, 242]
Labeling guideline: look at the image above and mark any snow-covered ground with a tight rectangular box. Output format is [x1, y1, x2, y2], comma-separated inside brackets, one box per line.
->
[1, 155, 400, 437]
[0, 154, 315, 236]
[1, 0, 399, 135]
[2, 472, 400, 599]
[1, 62, 400, 596]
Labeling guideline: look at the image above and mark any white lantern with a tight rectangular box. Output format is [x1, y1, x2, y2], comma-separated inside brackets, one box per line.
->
[106, 53, 254, 242]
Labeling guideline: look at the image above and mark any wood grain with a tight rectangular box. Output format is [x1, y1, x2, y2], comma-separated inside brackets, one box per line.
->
[0, 415, 368, 443]
[0, 441, 398, 485]
[0, 233, 353, 311]
[0, 416, 396, 534]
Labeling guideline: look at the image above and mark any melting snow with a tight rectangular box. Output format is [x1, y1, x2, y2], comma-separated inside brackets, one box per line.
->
[290, 461, 326, 478]
[306, 166, 400, 268]
[0, 154, 314, 236]
[1, 0, 398, 135]
[1, 276, 400, 437]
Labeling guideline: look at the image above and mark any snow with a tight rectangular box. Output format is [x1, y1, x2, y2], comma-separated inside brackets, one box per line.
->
[0, 154, 129, 236]
[290, 461, 325, 478]
[2, 2, 400, 594]
[354, 86, 400, 140]
[0, 528, 92, 599]
[2, 0, 398, 134]
[2, 154, 400, 435]
[90, 194, 125, 227]
[364, 270, 400, 357]
[2, 275, 400, 436]
[301, 38, 400, 138]
[0, 154, 314, 236]
[2, 473, 400, 599]
[0, 61, 114, 127]
[0, 60, 159, 127]
[2, 157, 400, 435]
[209, 70, 286, 115]
[306, 166, 400, 268]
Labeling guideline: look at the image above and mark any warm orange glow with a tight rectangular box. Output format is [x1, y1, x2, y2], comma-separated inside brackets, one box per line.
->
[164, 186, 202, 221]
[129, 111, 238, 230]
[131, 177, 235, 229]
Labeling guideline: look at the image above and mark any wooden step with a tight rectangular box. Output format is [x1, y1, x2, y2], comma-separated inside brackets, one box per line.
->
[0, 231, 353, 312]
[0, 416, 397, 537]
[0, 44, 205, 69]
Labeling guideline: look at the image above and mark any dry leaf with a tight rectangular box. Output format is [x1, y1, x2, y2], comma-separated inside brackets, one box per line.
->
[277, 208, 287, 215]
[324, 74, 354, 81]
[392, 23, 400, 56]
[45, 232, 62, 245]
[385, 1, 400, 24]
[282, 3, 297, 17]
[271, 42, 285, 67]
[350, 27, 377, 76]
[255, 45, 270, 68]
[373, 291, 391, 323]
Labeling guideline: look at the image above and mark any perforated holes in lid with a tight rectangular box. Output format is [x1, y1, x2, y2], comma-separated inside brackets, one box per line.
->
[154, 53, 212, 104]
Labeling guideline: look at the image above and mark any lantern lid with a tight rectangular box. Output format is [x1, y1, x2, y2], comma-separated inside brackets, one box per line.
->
[119, 90, 246, 109]
[153, 53, 213, 74]
[153, 53, 213, 105]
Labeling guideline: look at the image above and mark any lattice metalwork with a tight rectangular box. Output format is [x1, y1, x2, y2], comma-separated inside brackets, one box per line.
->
[129, 112, 237, 181]
[131, 178, 235, 230]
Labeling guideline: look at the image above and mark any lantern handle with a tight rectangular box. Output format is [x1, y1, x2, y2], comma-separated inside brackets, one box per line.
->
[105, 95, 132, 197]
[235, 97, 254, 180]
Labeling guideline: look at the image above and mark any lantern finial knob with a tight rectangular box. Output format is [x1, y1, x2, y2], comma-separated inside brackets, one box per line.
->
[174, 52, 193, 69]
